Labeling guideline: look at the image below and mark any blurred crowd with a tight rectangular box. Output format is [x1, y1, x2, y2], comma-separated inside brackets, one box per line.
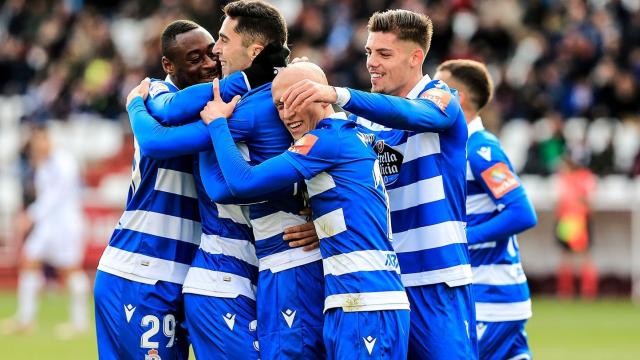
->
[2, 0, 640, 176]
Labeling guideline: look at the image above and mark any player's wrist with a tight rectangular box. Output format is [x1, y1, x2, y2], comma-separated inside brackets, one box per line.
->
[334, 87, 351, 107]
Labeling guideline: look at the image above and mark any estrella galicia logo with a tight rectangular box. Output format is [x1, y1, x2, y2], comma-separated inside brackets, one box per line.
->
[374, 140, 403, 186]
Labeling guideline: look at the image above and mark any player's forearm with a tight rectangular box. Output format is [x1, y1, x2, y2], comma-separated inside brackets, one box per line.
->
[128, 97, 211, 159]
[341, 88, 458, 132]
[467, 197, 537, 244]
[207, 119, 302, 198]
[146, 83, 213, 125]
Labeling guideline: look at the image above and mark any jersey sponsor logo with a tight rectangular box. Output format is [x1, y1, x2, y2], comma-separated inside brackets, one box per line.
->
[145, 349, 161, 360]
[282, 309, 296, 328]
[374, 140, 403, 185]
[385, 253, 399, 269]
[288, 134, 318, 156]
[477, 146, 492, 161]
[481, 162, 520, 199]
[419, 88, 452, 113]
[223, 313, 236, 331]
[363, 336, 377, 355]
[124, 304, 136, 323]
[149, 82, 170, 98]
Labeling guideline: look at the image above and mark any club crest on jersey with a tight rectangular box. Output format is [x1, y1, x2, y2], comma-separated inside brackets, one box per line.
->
[420, 88, 452, 113]
[373, 140, 403, 185]
[145, 349, 161, 360]
[288, 134, 318, 156]
[481, 162, 520, 199]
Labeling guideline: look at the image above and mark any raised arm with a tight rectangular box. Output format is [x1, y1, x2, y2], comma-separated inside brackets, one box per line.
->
[281, 79, 460, 132]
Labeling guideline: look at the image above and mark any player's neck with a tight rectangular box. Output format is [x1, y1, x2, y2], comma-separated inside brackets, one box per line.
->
[394, 71, 425, 98]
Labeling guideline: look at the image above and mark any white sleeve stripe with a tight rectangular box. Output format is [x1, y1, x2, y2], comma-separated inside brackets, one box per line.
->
[466, 193, 497, 214]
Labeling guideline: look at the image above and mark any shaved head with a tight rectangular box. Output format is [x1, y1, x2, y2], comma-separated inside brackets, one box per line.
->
[272, 62, 333, 140]
[273, 62, 328, 91]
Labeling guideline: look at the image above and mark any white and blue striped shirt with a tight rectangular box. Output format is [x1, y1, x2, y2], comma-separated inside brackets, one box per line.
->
[345, 75, 472, 287]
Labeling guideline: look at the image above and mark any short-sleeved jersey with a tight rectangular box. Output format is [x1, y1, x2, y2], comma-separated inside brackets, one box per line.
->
[466, 117, 531, 322]
[354, 75, 472, 288]
[282, 114, 409, 312]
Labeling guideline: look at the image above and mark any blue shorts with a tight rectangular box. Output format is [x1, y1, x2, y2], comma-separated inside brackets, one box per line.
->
[257, 260, 325, 360]
[94, 270, 189, 360]
[183, 293, 259, 359]
[477, 320, 531, 360]
[406, 283, 478, 360]
[324, 308, 410, 360]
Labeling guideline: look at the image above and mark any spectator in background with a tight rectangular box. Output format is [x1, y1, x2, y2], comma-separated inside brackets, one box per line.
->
[1, 126, 89, 338]
[555, 151, 598, 299]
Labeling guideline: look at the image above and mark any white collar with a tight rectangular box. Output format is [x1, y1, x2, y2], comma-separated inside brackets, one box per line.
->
[327, 112, 348, 120]
[467, 116, 484, 136]
[406, 74, 432, 99]
[164, 75, 178, 89]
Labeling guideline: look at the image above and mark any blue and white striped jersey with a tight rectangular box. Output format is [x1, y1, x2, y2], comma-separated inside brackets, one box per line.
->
[182, 157, 258, 300]
[183, 83, 321, 273]
[348, 75, 472, 287]
[98, 77, 200, 285]
[466, 117, 533, 322]
[99, 73, 252, 286]
[206, 113, 409, 312]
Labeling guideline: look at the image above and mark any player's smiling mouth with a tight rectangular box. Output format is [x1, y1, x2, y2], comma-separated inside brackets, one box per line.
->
[287, 120, 303, 130]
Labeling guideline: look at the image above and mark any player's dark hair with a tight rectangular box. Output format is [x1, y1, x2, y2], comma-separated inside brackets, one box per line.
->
[161, 20, 201, 60]
[368, 9, 433, 54]
[437, 59, 494, 111]
[223, 0, 287, 47]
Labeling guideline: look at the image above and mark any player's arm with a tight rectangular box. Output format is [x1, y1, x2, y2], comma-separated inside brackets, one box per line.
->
[467, 142, 537, 245]
[145, 72, 250, 126]
[128, 96, 212, 159]
[281, 80, 460, 132]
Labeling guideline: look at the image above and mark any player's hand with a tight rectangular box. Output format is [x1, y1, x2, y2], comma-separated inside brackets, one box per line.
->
[126, 78, 150, 107]
[201, 78, 241, 124]
[283, 220, 319, 251]
[281, 79, 337, 114]
[290, 56, 310, 64]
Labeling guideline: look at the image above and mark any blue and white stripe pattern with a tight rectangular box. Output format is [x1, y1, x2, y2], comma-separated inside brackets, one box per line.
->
[283, 116, 409, 312]
[227, 84, 322, 273]
[182, 159, 259, 299]
[466, 117, 532, 322]
[356, 75, 472, 287]
[98, 140, 201, 285]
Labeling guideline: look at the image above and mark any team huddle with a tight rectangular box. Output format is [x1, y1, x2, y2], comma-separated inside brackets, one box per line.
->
[93, 1, 537, 359]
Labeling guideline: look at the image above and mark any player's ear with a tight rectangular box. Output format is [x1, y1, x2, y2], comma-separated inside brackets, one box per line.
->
[249, 43, 265, 60]
[409, 47, 425, 68]
[162, 56, 174, 75]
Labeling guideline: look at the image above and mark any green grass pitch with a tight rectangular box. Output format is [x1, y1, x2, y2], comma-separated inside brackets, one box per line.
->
[0, 291, 638, 359]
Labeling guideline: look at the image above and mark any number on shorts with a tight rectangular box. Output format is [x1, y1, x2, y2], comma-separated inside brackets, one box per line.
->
[141, 315, 160, 348]
[163, 314, 176, 348]
[140, 314, 176, 349]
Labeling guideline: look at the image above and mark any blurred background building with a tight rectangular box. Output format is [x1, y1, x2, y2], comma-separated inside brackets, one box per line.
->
[1, 0, 640, 299]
